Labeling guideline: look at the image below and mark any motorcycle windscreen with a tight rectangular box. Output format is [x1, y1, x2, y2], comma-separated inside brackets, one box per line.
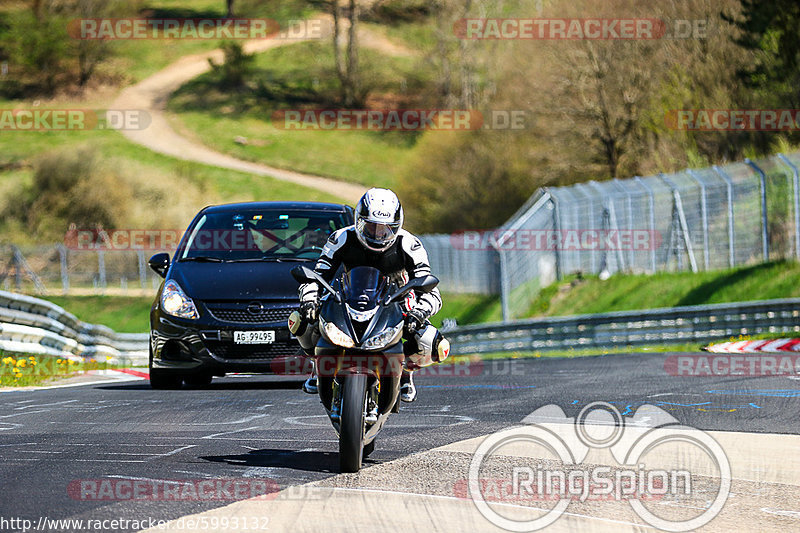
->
[342, 266, 389, 311]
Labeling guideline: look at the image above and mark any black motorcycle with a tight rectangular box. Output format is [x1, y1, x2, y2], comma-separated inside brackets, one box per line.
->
[290, 265, 439, 472]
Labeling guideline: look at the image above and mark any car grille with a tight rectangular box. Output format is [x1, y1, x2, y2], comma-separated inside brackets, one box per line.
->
[205, 305, 295, 324]
[204, 340, 302, 360]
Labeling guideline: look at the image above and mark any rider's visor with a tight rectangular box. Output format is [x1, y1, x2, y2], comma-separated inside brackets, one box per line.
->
[358, 219, 400, 246]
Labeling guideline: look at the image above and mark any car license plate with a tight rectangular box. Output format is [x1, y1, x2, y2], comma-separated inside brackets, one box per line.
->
[234, 331, 275, 344]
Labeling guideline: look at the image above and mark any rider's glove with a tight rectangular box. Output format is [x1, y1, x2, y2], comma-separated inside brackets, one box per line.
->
[404, 307, 427, 335]
[300, 300, 320, 322]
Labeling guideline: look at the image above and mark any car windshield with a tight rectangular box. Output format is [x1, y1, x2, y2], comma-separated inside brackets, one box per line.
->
[342, 267, 389, 310]
[179, 209, 348, 262]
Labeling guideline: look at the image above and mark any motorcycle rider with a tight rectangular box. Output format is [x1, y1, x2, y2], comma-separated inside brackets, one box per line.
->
[297, 187, 445, 403]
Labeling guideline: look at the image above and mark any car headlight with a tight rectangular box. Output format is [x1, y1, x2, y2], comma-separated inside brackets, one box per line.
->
[160, 280, 199, 320]
[321, 318, 355, 348]
[362, 323, 403, 351]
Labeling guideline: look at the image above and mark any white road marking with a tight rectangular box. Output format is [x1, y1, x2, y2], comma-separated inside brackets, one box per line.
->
[14, 399, 78, 410]
[201, 427, 262, 440]
[151, 445, 197, 459]
[282, 413, 474, 427]
[761, 508, 800, 519]
[73, 459, 147, 463]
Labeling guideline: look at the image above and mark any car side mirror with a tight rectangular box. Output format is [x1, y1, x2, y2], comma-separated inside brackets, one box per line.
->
[385, 275, 439, 305]
[148, 253, 170, 278]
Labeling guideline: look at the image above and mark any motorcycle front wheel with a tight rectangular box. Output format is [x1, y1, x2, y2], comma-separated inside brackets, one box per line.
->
[339, 373, 367, 473]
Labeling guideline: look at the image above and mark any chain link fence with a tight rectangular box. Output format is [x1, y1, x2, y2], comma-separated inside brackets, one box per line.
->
[2, 153, 799, 319]
[489, 152, 800, 320]
[0, 245, 163, 296]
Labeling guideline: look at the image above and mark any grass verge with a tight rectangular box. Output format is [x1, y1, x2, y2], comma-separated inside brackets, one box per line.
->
[45, 296, 154, 333]
[167, 40, 435, 188]
[438, 260, 800, 327]
[0, 354, 120, 387]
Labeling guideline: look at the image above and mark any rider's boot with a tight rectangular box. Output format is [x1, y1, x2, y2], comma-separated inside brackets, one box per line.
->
[399, 369, 417, 402]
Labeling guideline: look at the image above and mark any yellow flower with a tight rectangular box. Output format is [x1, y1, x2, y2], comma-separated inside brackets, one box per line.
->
[2, 357, 14, 365]
[29, 356, 36, 361]
[57, 359, 63, 364]
[30, 360, 37, 366]
[68, 360, 75, 365]
[16, 360, 26, 368]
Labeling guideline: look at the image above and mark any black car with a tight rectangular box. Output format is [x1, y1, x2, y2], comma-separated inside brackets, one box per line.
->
[147, 201, 354, 389]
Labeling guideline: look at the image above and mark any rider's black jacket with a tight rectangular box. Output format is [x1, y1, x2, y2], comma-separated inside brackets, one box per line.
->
[299, 226, 442, 318]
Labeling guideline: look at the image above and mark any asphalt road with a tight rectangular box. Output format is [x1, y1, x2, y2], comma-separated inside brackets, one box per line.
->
[1, 353, 798, 532]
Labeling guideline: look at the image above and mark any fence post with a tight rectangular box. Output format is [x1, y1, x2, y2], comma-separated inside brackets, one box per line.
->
[138, 251, 147, 289]
[98, 250, 107, 291]
[494, 244, 510, 323]
[634, 176, 657, 273]
[549, 192, 562, 281]
[746, 159, 769, 261]
[613, 178, 636, 270]
[687, 169, 710, 270]
[58, 245, 69, 294]
[573, 184, 597, 272]
[712, 166, 736, 267]
[777, 154, 800, 260]
[659, 174, 698, 272]
[12, 246, 21, 291]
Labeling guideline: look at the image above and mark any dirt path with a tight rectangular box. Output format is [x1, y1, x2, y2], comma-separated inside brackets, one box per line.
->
[110, 17, 414, 205]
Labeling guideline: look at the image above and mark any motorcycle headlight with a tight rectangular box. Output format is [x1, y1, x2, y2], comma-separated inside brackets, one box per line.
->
[160, 280, 199, 320]
[362, 323, 403, 351]
[322, 319, 355, 348]
[346, 304, 378, 323]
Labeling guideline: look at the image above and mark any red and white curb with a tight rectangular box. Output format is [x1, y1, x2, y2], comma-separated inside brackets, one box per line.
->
[704, 339, 800, 354]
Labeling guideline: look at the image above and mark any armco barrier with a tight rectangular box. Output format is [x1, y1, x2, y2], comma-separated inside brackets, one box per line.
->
[447, 298, 800, 354]
[0, 290, 148, 365]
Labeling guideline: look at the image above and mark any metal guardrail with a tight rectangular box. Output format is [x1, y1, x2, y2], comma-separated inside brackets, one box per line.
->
[0, 290, 148, 365]
[447, 298, 800, 354]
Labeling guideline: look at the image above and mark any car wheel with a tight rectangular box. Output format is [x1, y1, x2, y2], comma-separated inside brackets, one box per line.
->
[149, 346, 182, 390]
[149, 369, 183, 389]
[184, 373, 213, 388]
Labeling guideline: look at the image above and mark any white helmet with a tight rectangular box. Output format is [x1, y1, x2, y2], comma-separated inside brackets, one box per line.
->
[355, 188, 404, 251]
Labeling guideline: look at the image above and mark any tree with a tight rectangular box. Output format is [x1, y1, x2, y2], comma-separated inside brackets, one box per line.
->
[724, 0, 800, 108]
[226, 0, 235, 17]
[331, 0, 363, 107]
[7, 11, 68, 95]
[208, 41, 254, 88]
